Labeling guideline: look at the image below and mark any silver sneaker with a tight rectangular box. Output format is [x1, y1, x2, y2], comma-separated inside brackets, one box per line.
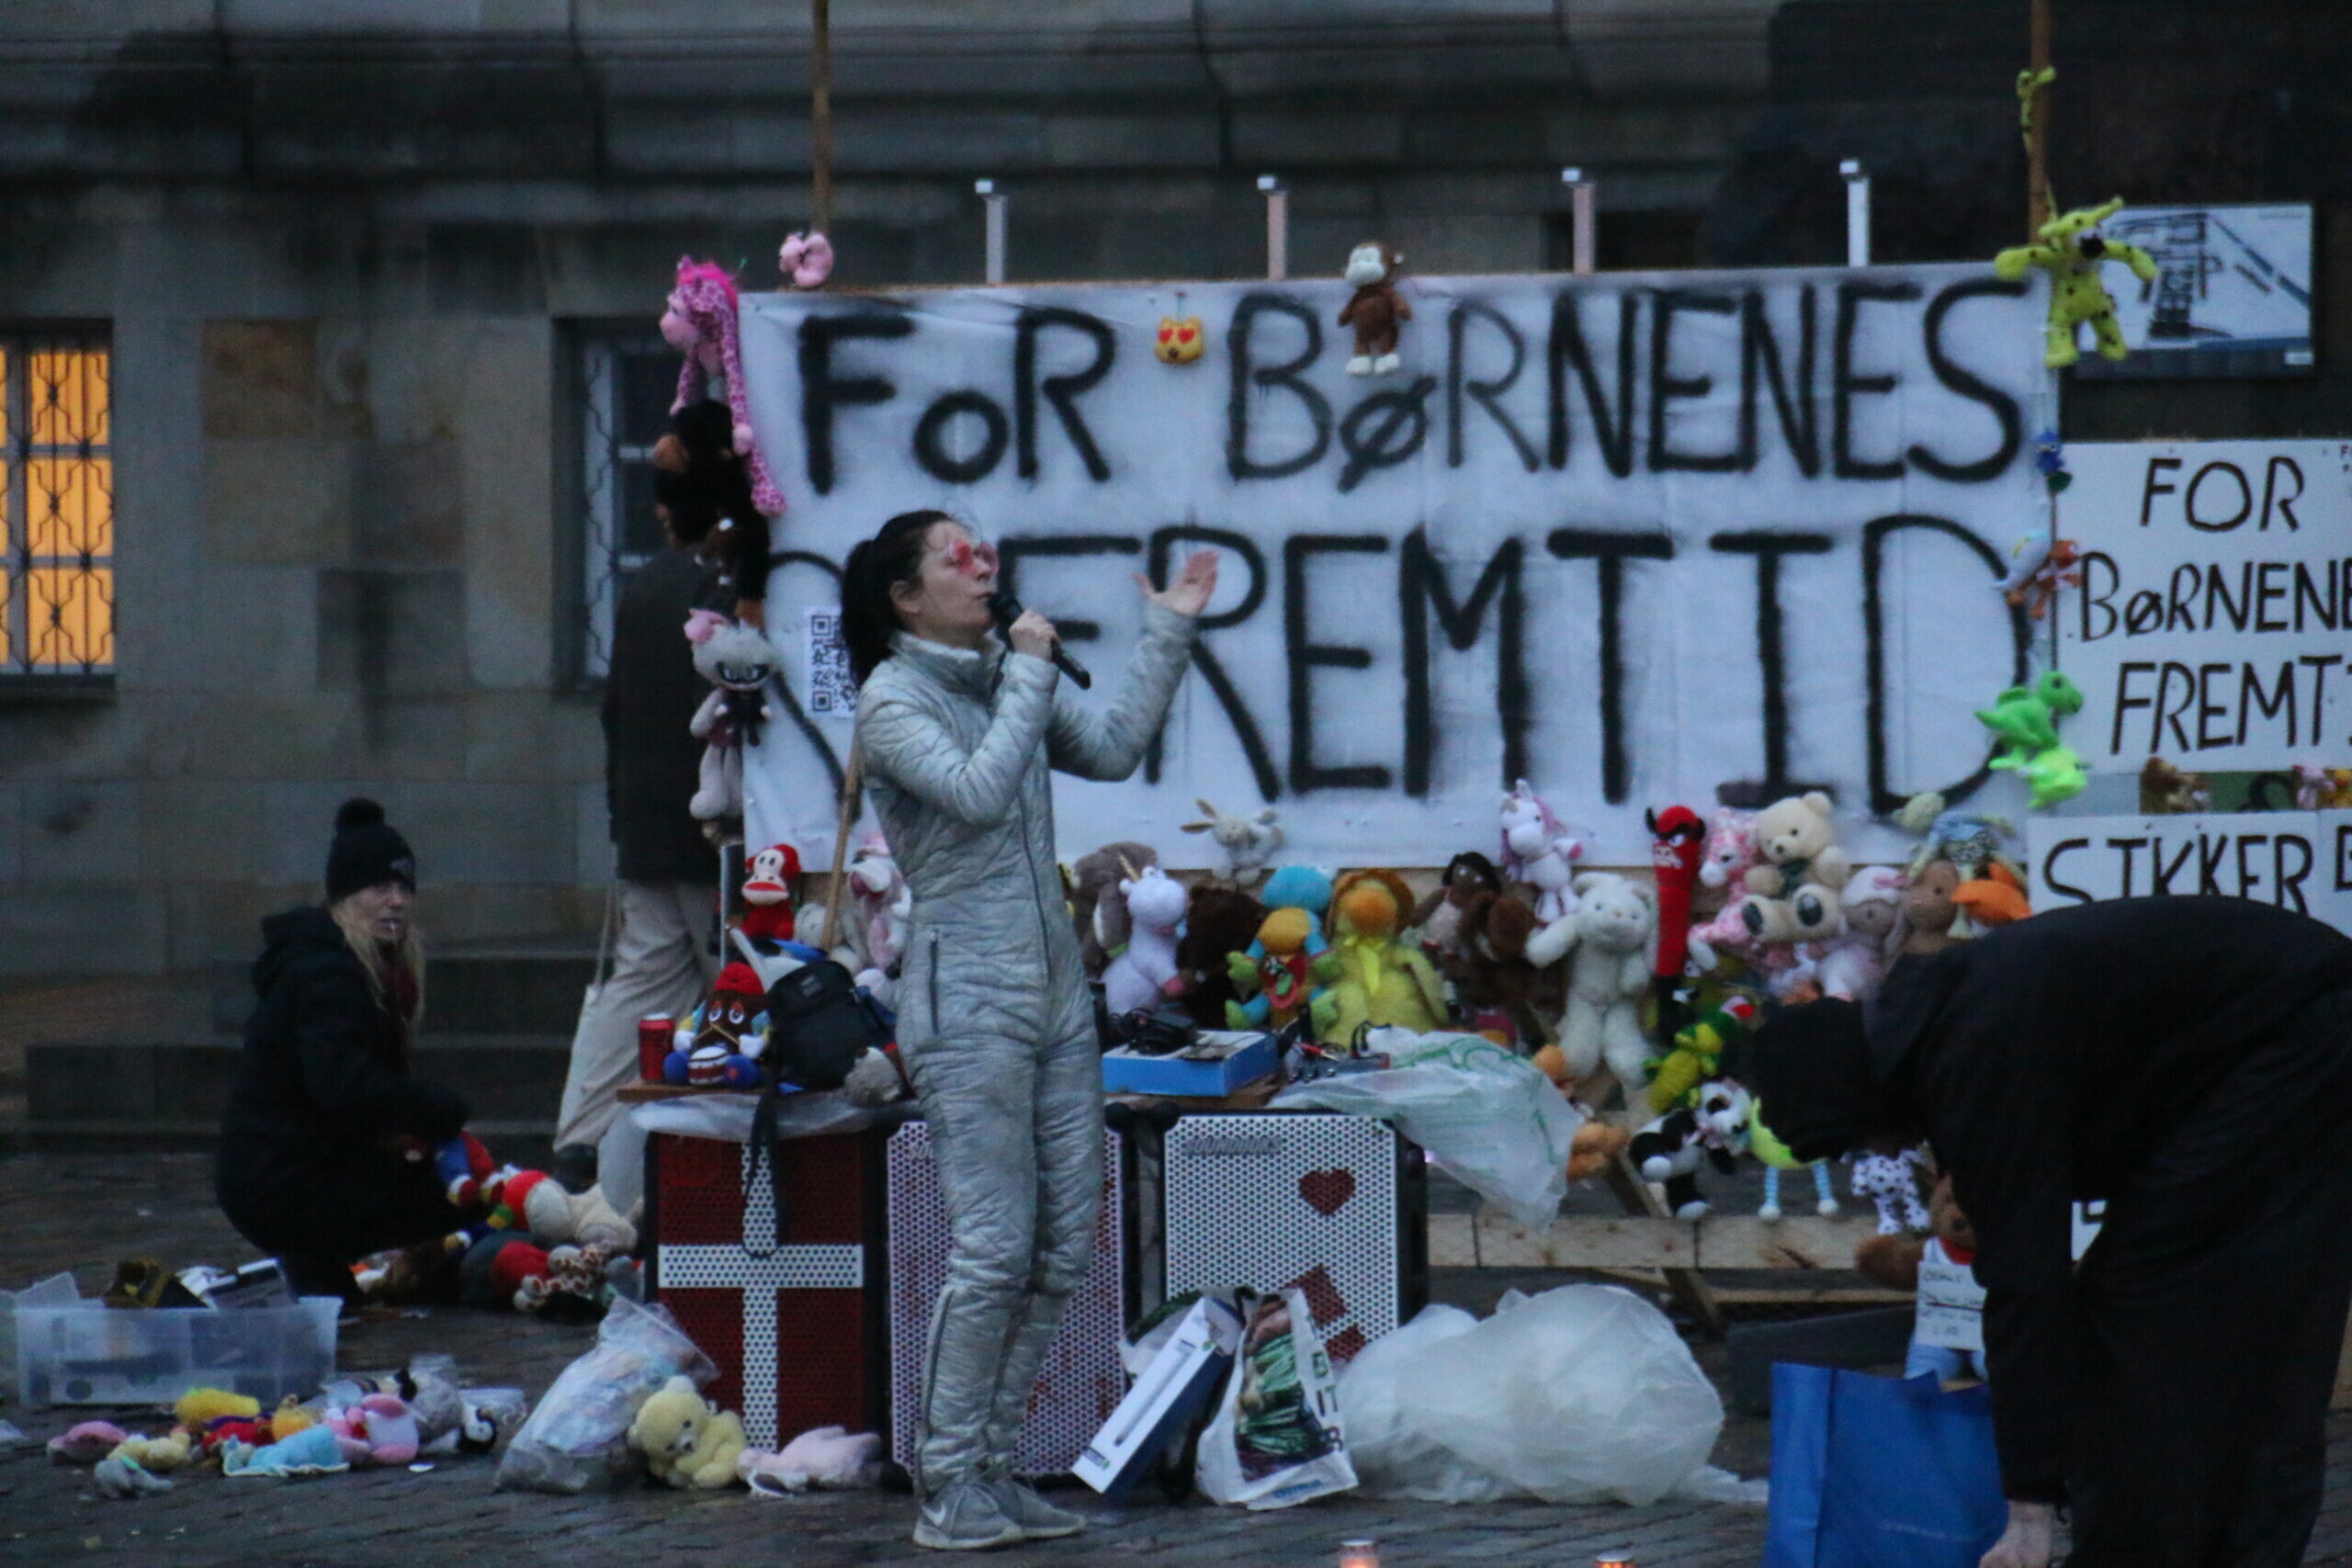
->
[913, 1481, 1024, 1551]
[987, 1475, 1089, 1540]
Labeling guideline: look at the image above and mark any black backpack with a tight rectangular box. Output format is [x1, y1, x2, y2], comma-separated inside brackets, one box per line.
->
[762, 960, 889, 1091]
[743, 960, 893, 1240]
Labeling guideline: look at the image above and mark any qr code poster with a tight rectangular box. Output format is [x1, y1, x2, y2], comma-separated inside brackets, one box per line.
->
[804, 607, 856, 720]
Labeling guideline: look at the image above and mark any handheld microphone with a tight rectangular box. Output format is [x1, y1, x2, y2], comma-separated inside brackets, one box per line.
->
[987, 588, 1092, 689]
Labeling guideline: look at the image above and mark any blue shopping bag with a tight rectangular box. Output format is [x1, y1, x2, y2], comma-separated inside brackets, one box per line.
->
[1762, 1364, 2008, 1568]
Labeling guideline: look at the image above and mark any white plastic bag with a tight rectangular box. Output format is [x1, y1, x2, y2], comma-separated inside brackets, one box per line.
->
[494, 1296, 716, 1494]
[1339, 1286, 1726, 1506]
[1272, 1029, 1582, 1227]
[1194, 1287, 1358, 1509]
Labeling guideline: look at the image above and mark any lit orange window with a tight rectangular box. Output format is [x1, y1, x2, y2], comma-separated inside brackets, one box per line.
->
[6, 333, 112, 674]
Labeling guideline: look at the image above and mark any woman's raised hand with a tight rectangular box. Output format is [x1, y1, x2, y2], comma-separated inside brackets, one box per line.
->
[1142, 549, 1219, 617]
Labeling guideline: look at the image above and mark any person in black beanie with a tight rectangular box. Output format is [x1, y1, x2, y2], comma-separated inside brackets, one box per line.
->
[1750, 896, 2352, 1568]
[215, 798, 473, 1306]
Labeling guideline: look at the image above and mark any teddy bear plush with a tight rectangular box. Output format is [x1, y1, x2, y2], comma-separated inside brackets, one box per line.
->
[1855, 1173, 1984, 1384]
[1173, 883, 1266, 1029]
[628, 1375, 750, 1491]
[1896, 859, 1964, 957]
[1738, 792, 1850, 944]
[1314, 869, 1449, 1041]
[1453, 886, 1552, 1049]
[1526, 871, 1658, 1101]
[1102, 866, 1189, 1017]
[2139, 756, 2211, 815]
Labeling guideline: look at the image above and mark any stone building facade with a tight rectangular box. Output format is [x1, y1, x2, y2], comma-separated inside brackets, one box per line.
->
[0, 0, 2343, 1011]
[0, 0, 1777, 999]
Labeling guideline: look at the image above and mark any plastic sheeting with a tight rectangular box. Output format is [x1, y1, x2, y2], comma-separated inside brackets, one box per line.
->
[1339, 1286, 1760, 1507]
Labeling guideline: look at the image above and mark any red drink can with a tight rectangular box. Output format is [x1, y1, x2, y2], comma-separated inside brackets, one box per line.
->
[639, 1018, 674, 1082]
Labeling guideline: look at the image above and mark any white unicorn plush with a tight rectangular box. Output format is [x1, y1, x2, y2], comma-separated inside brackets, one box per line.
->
[1499, 779, 1585, 923]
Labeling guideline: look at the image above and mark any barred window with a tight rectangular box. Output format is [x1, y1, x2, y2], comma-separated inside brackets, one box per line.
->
[571, 324, 677, 680]
[2, 330, 113, 677]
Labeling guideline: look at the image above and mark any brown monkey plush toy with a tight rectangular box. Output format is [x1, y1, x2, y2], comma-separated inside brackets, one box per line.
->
[1339, 242, 1410, 376]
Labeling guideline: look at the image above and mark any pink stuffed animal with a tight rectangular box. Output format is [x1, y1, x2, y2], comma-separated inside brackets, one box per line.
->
[659, 258, 784, 518]
[327, 1393, 419, 1467]
[777, 231, 835, 290]
[737, 1426, 885, 1495]
[1683, 808, 1758, 975]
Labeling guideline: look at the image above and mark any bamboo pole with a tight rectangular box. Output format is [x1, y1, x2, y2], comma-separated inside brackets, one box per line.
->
[2027, 0, 2052, 236]
[811, 0, 834, 235]
[818, 747, 863, 954]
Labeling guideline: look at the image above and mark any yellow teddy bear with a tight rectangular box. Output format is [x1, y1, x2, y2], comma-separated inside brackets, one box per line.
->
[1995, 197, 2159, 368]
[628, 1375, 749, 1490]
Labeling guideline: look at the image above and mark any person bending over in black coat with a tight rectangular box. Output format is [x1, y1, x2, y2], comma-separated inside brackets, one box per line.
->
[1753, 896, 2352, 1568]
[215, 798, 470, 1306]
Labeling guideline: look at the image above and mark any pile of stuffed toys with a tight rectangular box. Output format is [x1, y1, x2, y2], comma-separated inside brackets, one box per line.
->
[1039, 779, 2057, 1242]
[45, 1364, 513, 1497]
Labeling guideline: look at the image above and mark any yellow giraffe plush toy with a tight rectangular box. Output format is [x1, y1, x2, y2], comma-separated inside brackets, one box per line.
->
[1995, 197, 2159, 368]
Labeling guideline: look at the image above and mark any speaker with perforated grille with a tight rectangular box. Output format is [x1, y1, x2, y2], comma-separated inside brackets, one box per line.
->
[645, 1128, 889, 1450]
[885, 1121, 1132, 1479]
[1159, 1111, 1427, 1369]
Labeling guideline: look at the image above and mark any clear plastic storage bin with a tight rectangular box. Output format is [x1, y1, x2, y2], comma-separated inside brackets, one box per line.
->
[14, 1298, 339, 1407]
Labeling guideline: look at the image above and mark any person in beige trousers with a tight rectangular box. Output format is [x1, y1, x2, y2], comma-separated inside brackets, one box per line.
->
[551, 537, 723, 1190]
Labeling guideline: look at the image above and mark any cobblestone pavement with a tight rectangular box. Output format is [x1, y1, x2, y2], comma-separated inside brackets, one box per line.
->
[6, 1153, 2350, 1567]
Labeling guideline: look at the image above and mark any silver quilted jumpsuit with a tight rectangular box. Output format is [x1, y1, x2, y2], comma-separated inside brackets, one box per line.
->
[856, 603, 1196, 1492]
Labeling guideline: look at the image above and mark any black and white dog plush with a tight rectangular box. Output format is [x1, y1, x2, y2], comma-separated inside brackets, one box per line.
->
[1630, 1079, 1753, 1219]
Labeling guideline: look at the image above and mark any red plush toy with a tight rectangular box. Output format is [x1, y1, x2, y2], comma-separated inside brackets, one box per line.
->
[740, 843, 799, 945]
[1646, 805, 1706, 980]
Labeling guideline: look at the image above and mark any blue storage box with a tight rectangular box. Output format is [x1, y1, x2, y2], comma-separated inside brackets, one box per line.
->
[1102, 1032, 1279, 1097]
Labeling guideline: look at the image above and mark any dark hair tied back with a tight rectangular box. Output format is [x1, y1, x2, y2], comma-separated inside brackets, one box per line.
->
[840, 509, 955, 684]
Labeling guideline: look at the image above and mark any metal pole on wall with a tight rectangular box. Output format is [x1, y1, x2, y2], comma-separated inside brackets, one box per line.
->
[976, 179, 1007, 284]
[1560, 167, 1595, 276]
[810, 0, 834, 235]
[1258, 175, 1288, 281]
[1840, 160, 1871, 266]
[2028, 0, 2052, 236]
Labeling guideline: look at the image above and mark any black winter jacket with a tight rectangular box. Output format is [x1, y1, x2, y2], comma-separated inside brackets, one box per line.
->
[605, 547, 723, 886]
[1867, 897, 2352, 1502]
[219, 908, 469, 1187]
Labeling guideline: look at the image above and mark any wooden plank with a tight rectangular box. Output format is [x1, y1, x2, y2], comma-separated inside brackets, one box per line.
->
[1430, 1213, 1883, 1273]
[1697, 1217, 1871, 1270]
[1429, 1212, 1695, 1270]
[1603, 1155, 1725, 1336]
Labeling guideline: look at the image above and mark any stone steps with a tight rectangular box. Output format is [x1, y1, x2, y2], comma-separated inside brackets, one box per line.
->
[34, 946, 601, 1151]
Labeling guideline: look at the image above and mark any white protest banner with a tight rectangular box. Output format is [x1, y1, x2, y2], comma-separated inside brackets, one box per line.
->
[2029, 810, 2352, 936]
[2056, 439, 2352, 773]
[735, 265, 2050, 868]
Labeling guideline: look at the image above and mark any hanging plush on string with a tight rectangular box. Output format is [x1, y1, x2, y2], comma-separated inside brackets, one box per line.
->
[660, 258, 786, 517]
[1977, 670, 2088, 808]
[1995, 71, 2157, 368]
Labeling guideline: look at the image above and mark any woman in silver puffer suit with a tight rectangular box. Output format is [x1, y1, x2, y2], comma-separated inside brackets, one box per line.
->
[842, 509, 1215, 1551]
